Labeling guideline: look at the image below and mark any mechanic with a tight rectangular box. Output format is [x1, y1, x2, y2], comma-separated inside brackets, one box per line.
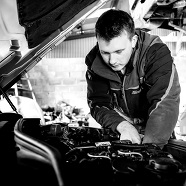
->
[85, 9, 181, 148]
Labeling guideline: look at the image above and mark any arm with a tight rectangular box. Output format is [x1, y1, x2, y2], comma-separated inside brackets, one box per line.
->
[142, 43, 181, 147]
[86, 67, 124, 132]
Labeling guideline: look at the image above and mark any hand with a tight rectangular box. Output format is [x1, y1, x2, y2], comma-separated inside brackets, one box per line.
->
[116, 121, 141, 144]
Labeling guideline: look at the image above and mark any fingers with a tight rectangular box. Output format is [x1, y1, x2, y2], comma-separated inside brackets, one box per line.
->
[120, 131, 141, 144]
[117, 121, 141, 144]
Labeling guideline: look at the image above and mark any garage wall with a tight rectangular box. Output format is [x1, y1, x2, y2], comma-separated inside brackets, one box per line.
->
[28, 57, 89, 113]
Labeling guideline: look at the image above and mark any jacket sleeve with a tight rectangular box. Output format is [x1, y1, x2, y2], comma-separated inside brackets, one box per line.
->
[142, 43, 181, 147]
[85, 55, 126, 132]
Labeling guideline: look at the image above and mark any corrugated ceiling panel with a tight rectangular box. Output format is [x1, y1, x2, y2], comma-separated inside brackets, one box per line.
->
[149, 28, 173, 36]
[46, 36, 97, 58]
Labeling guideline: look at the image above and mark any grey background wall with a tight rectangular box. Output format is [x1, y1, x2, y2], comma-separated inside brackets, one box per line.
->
[28, 57, 89, 113]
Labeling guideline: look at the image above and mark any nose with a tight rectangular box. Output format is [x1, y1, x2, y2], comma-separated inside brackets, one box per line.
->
[109, 53, 117, 66]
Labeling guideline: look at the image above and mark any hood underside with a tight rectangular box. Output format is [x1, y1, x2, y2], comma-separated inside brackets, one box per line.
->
[17, 0, 99, 49]
[0, 0, 110, 95]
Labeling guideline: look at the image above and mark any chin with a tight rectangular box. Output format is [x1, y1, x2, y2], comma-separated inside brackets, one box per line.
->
[112, 67, 122, 71]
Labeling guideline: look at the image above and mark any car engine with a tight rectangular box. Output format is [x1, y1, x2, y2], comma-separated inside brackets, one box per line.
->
[38, 122, 186, 186]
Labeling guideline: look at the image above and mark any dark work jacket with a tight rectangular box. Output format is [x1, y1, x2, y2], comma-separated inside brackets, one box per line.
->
[85, 29, 180, 147]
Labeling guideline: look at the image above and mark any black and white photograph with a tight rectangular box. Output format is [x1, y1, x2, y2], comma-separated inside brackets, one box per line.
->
[0, 0, 186, 185]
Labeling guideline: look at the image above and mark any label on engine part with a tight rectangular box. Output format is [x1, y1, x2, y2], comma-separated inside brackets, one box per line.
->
[95, 141, 111, 147]
[68, 123, 79, 127]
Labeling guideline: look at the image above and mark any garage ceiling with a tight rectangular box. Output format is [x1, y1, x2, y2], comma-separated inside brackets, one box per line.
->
[69, 0, 186, 40]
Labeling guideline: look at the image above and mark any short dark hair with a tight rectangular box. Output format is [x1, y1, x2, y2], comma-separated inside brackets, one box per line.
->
[95, 9, 135, 41]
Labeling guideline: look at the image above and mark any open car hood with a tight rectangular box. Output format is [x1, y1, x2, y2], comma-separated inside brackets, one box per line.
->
[0, 0, 110, 96]
[0, 0, 186, 97]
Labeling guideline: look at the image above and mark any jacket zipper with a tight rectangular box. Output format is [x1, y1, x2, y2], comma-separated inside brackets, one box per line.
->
[121, 76, 130, 115]
[113, 92, 132, 123]
[113, 93, 123, 113]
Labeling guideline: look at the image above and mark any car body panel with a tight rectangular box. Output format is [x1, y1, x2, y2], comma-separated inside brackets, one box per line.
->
[0, 96, 45, 125]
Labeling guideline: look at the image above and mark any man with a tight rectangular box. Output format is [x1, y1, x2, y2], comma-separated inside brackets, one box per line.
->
[85, 9, 180, 148]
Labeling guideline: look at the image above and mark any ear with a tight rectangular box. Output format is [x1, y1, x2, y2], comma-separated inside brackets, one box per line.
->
[131, 35, 138, 48]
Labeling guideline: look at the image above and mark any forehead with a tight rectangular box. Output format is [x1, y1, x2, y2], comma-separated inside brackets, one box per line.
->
[97, 31, 131, 52]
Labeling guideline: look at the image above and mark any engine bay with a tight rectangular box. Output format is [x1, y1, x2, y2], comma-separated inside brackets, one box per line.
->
[33, 122, 186, 186]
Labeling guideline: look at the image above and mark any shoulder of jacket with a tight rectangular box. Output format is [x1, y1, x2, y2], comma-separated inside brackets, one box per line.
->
[147, 42, 171, 58]
[135, 29, 163, 46]
[135, 32, 170, 81]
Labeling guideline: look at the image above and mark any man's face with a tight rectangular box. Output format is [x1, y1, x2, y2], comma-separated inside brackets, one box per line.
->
[97, 31, 137, 72]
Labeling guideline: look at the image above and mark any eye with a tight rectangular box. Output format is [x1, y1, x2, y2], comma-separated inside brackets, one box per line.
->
[115, 50, 123, 54]
[101, 51, 109, 55]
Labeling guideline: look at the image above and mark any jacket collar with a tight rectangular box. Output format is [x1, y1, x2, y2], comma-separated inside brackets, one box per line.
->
[91, 50, 121, 83]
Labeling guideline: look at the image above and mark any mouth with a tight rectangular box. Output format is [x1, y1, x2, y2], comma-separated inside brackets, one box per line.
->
[110, 64, 121, 70]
